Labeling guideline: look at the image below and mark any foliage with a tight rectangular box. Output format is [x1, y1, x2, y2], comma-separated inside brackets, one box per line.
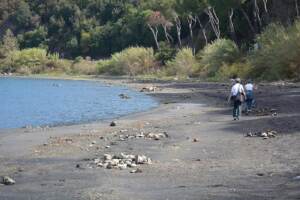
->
[71, 59, 98, 75]
[197, 39, 240, 77]
[249, 22, 300, 80]
[97, 47, 156, 76]
[165, 48, 198, 78]
[155, 42, 177, 65]
[18, 27, 48, 49]
[0, 48, 71, 74]
[215, 60, 252, 81]
[0, 29, 19, 58]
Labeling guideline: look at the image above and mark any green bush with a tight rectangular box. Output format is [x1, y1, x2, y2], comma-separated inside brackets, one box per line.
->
[197, 39, 240, 77]
[249, 22, 300, 80]
[165, 48, 198, 78]
[5, 48, 48, 73]
[97, 47, 155, 76]
[155, 42, 177, 65]
[71, 59, 98, 75]
[215, 61, 252, 81]
[0, 48, 71, 74]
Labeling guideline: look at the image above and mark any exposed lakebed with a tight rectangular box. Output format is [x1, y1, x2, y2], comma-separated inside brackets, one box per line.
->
[0, 77, 158, 129]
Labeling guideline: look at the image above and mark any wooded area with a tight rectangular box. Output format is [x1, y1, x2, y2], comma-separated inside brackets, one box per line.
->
[1, 0, 300, 80]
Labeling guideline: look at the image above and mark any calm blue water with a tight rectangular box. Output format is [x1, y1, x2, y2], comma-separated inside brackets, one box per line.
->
[0, 77, 158, 129]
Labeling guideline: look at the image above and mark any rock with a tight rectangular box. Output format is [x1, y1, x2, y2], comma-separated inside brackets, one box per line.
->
[105, 145, 111, 149]
[110, 121, 116, 127]
[104, 154, 113, 160]
[130, 168, 142, 173]
[111, 159, 120, 166]
[193, 138, 199, 142]
[246, 132, 253, 137]
[135, 155, 148, 164]
[118, 164, 127, 170]
[91, 141, 97, 145]
[261, 132, 268, 138]
[119, 94, 130, 99]
[2, 176, 15, 185]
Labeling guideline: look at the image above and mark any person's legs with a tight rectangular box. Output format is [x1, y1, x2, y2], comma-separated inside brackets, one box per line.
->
[247, 98, 253, 111]
[237, 101, 241, 119]
[233, 100, 240, 120]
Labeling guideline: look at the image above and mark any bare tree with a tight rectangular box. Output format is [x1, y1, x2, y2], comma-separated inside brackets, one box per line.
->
[147, 11, 165, 49]
[161, 20, 174, 44]
[187, 14, 197, 54]
[228, 8, 237, 43]
[296, 0, 300, 18]
[205, 7, 220, 39]
[253, 0, 262, 32]
[196, 16, 208, 46]
[174, 14, 182, 48]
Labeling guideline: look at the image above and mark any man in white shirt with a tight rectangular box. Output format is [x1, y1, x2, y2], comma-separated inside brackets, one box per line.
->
[228, 78, 246, 120]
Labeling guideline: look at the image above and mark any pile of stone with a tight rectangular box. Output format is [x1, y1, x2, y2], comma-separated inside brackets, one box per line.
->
[246, 130, 277, 139]
[119, 132, 168, 141]
[93, 153, 152, 170]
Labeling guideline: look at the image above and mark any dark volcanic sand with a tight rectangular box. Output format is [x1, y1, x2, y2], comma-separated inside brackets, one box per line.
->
[0, 79, 299, 200]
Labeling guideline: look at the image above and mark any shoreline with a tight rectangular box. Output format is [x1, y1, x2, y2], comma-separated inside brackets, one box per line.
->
[0, 76, 299, 200]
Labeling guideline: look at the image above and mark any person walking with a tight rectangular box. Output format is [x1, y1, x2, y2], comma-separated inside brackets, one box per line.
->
[245, 79, 255, 113]
[228, 78, 246, 120]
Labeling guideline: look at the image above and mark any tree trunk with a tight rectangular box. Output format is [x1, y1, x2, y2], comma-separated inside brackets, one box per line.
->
[196, 16, 208, 46]
[205, 8, 220, 39]
[262, 0, 270, 23]
[187, 15, 197, 54]
[228, 8, 237, 44]
[162, 25, 173, 44]
[147, 24, 160, 49]
[174, 15, 182, 48]
[240, 8, 256, 34]
[253, 0, 262, 32]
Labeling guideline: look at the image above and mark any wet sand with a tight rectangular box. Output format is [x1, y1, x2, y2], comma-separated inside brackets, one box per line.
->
[0, 78, 299, 200]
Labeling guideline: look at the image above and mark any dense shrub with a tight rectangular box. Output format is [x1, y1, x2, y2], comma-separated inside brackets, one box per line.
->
[5, 48, 48, 73]
[215, 61, 252, 81]
[249, 22, 300, 80]
[155, 42, 177, 65]
[165, 48, 198, 78]
[97, 47, 155, 76]
[71, 59, 98, 75]
[0, 48, 71, 74]
[197, 39, 240, 77]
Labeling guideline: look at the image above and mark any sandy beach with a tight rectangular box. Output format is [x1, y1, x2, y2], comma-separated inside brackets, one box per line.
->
[0, 78, 299, 200]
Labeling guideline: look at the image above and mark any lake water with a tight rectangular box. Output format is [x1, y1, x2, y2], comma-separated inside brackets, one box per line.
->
[0, 77, 158, 129]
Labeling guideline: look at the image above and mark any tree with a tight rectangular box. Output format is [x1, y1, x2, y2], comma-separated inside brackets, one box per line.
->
[0, 29, 19, 58]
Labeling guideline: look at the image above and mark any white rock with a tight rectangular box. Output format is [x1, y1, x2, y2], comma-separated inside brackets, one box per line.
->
[2, 176, 15, 185]
[104, 154, 113, 160]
